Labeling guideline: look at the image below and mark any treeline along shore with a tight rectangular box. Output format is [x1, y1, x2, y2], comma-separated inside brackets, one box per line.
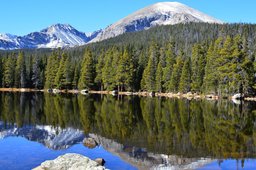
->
[1, 23, 256, 99]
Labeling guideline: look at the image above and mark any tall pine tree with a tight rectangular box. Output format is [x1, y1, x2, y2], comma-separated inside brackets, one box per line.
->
[32, 56, 43, 89]
[203, 37, 223, 94]
[78, 48, 95, 89]
[116, 49, 134, 91]
[179, 57, 192, 93]
[141, 42, 159, 91]
[169, 51, 184, 92]
[95, 52, 105, 91]
[191, 44, 206, 93]
[45, 51, 60, 89]
[15, 52, 27, 88]
[163, 42, 176, 91]
[3, 55, 16, 87]
[217, 36, 234, 95]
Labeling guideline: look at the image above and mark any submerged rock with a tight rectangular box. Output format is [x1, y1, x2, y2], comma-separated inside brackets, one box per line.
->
[83, 137, 98, 149]
[33, 153, 106, 170]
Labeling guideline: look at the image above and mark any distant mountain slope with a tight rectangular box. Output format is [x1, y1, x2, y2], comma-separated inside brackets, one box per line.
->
[0, 2, 222, 50]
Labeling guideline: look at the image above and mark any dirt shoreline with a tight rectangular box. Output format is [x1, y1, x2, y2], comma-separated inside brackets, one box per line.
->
[0, 88, 255, 102]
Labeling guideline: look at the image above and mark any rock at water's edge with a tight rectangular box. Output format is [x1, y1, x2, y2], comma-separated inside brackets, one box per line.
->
[33, 153, 106, 170]
[95, 158, 106, 166]
[83, 137, 98, 149]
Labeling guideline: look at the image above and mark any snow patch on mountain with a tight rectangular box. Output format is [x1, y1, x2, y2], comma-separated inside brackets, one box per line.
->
[0, 33, 17, 42]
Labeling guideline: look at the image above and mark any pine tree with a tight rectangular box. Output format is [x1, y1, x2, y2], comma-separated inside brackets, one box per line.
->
[54, 53, 73, 89]
[163, 42, 176, 91]
[102, 47, 119, 90]
[3, 55, 16, 88]
[45, 51, 60, 89]
[191, 44, 206, 93]
[26, 55, 33, 88]
[32, 56, 43, 89]
[72, 64, 79, 89]
[217, 36, 234, 95]
[155, 62, 163, 92]
[63, 55, 74, 89]
[179, 57, 192, 93]
[95, 52, 105, 91]
[116, 49, 134, 91]
[55, 53, 67, 89]
[169, 51, 184, 92]
[233, 35, 254, 95]
[141, 42, 159, 91]
[15, 52, 27, 88]
[141, 56, 155, 91]
[102, 49, 113, 90]
[78, 48, 95, 89]
[203, 37, 223, 94]
[155, 48, 165, 92]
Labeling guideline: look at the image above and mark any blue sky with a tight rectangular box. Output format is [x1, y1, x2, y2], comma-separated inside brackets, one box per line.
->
[0, 0, 255, 35]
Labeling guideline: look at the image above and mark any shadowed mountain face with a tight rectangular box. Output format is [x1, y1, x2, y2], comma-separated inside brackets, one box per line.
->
[0, 2, 222, 50]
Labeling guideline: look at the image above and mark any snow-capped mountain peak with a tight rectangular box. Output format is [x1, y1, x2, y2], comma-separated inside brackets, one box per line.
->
[151, 2, 222, 23]
[42, 23, 78, 35]
[92, 2, 223, 42]
[36, 23, 89, 48]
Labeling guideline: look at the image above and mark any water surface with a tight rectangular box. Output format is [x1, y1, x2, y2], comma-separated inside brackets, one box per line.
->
[0, 92, 255, 169]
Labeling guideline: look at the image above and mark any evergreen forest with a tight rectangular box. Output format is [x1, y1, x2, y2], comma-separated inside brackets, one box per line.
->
[1, 23, 256, 96]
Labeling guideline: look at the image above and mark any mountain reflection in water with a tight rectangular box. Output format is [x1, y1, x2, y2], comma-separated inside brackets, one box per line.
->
[0, 92, 255, 169]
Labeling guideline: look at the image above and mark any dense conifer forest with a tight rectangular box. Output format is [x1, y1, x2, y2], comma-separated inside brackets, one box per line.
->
[0, 23, 256, 96]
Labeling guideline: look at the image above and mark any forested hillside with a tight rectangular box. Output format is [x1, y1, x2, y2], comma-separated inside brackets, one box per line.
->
[0, 23, 256, 96]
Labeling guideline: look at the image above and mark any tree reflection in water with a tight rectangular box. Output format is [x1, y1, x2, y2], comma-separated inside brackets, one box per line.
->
[0, 92, 255, 160]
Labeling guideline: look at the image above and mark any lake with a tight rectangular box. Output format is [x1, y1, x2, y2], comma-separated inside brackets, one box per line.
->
[0, 92, 255, 170]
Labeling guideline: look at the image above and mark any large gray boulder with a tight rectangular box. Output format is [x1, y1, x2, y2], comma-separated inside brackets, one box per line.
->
[33, 153, 106, 170]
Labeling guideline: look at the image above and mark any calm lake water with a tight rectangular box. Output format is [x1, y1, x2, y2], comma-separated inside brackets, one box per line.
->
[0, 92, 255, 170]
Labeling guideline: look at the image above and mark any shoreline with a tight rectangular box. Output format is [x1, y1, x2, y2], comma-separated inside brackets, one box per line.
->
[0, 88, 256, 102]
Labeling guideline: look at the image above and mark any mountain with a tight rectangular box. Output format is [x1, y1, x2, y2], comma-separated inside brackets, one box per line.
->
[22, 24, 90, 49]
[0, 33, 20, 50]
[0, 2, 222, 50]
[0, 24, 101, 50]
[91, 2, 223, 42]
